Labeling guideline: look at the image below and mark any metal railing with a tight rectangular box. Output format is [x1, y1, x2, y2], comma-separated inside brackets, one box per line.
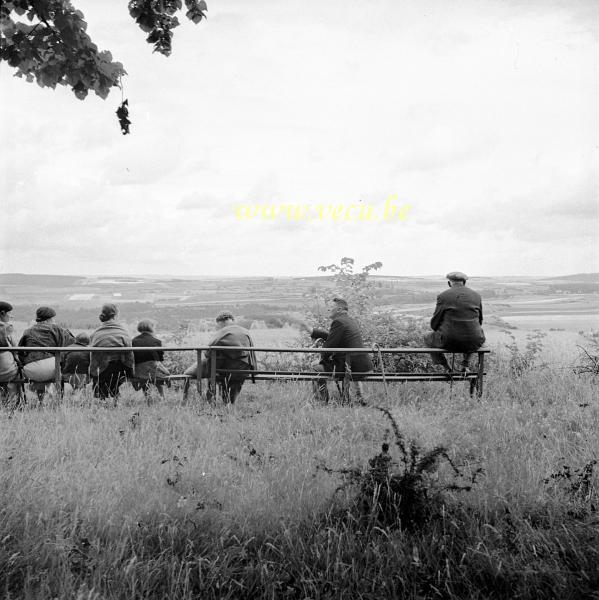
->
[6, 346, 490, 397]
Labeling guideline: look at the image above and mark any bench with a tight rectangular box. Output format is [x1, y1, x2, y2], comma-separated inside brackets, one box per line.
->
[184, 346, 489, 401]
[3, 346, 489, 404]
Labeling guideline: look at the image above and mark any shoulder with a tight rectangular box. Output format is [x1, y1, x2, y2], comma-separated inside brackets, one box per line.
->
[459, 287, 482, 302]
[334, 314, 359, 330]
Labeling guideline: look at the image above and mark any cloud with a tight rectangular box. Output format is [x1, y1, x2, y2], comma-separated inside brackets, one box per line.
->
[1, 0, 598, 276]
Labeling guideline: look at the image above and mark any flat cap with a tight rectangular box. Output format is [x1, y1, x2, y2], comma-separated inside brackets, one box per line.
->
[0, 301, 13, 313]
[446, 271, 468, 282]
[216, 311, 234, 322]
[36, 306, 56, 322]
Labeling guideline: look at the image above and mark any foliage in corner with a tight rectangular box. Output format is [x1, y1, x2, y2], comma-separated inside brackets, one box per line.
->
[0, 0, 207, 100]
[128, 0, 207, 56]
[116, 99, 131, 134]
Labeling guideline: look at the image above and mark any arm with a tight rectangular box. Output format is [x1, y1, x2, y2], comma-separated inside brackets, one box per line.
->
[430, 296, 445, 331]
[479, 300, 484, 325]
[157, 339, 164, 362]
[322, 319, 345, 363]
[60, 327, 76, 347]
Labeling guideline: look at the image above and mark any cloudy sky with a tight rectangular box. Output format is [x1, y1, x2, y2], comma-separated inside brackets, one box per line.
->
[1, 0, 597, 277]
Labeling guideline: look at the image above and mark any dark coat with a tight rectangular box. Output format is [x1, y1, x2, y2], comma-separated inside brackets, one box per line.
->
[322, 313, 373, 374]
[430, 286, 485, 352]
[62, 342, 91, 375]
[208, 324, 256, 370]
[132, 332, 164, 364]
[18, 322, 75, 365]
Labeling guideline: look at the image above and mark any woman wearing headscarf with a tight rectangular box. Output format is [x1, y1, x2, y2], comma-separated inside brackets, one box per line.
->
[18, 306, 75, 400]
[89, 304, 134, 400]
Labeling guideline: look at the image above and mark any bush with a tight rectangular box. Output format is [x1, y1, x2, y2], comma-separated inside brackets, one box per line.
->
[503, 330, 547, 377]
[309, 258, 433, 372]
[318, 407, 481, 529]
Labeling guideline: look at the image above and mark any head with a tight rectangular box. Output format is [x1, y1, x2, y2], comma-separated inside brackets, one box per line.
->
[75, 332, 90, 345]
[446, 271, 468, 288]
[328, 297, 348, 320]
[215, 311, 235, 329]
[35, 306, 57, 323]
[137, 319, 155, 334]
[0, 301, 13, 324]
[99, 303, 118, 323]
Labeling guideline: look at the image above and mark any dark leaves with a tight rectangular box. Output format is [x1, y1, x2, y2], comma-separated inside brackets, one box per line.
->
[116, 99, 131, 135]
[129, 0, 206, 56]
[1, 2, 126, 100]
[2, 0, 206, 106]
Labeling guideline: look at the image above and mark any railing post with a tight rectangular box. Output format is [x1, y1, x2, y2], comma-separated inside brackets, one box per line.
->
[196, 349, 202, 397]
[54, 351, 62, 397]
[209, 349, 217, 400]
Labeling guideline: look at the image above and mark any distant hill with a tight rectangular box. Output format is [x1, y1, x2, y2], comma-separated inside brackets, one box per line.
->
[0, 273, 85, 287]
[544, 273, 599, 283]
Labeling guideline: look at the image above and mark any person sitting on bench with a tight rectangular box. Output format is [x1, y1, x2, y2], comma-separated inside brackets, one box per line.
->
[0, 301, 20, 401]
[62, 332, 92, 390]
[185, 312, 256, 404]
[90, 304, 134, 401]
[312, 297, 372, 403]
[18, 306, 75, 401]
[425, 271, 485, 373]
[132, 319, 170, 398]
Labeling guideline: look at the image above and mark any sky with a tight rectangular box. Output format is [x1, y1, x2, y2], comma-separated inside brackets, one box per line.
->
[1, 0, 598, 278]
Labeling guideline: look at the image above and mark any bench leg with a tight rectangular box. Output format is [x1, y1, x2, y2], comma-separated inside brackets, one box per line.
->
[340, 378, 351, 404]
[314, 379, 330, 403]
[476, 352, 485, 398]
[469, 378, 476, 397]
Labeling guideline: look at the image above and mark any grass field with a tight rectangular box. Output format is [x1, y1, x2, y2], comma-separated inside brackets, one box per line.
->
[1, 333, 598, 599]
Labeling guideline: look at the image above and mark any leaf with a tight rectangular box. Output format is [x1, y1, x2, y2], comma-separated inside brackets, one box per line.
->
[116, 99, 131, 135]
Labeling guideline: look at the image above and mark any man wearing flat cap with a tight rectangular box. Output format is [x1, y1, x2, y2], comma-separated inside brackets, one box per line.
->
[184, 312, 256, 403]
[425, 272, 485, 372]
[312, 297, 373, 403]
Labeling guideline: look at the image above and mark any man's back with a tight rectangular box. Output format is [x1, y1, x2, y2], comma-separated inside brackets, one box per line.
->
[431, 286, 483, 329]
[324, 313, 372, 372]
[210, 324, 256, 367]
[430, 286, 484, 352]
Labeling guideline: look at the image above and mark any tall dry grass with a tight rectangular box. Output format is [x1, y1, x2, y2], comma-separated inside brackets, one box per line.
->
[1, 341, 598, 599]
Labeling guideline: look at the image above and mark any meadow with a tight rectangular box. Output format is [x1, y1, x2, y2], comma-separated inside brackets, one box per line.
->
[1, 331, 598, 599]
